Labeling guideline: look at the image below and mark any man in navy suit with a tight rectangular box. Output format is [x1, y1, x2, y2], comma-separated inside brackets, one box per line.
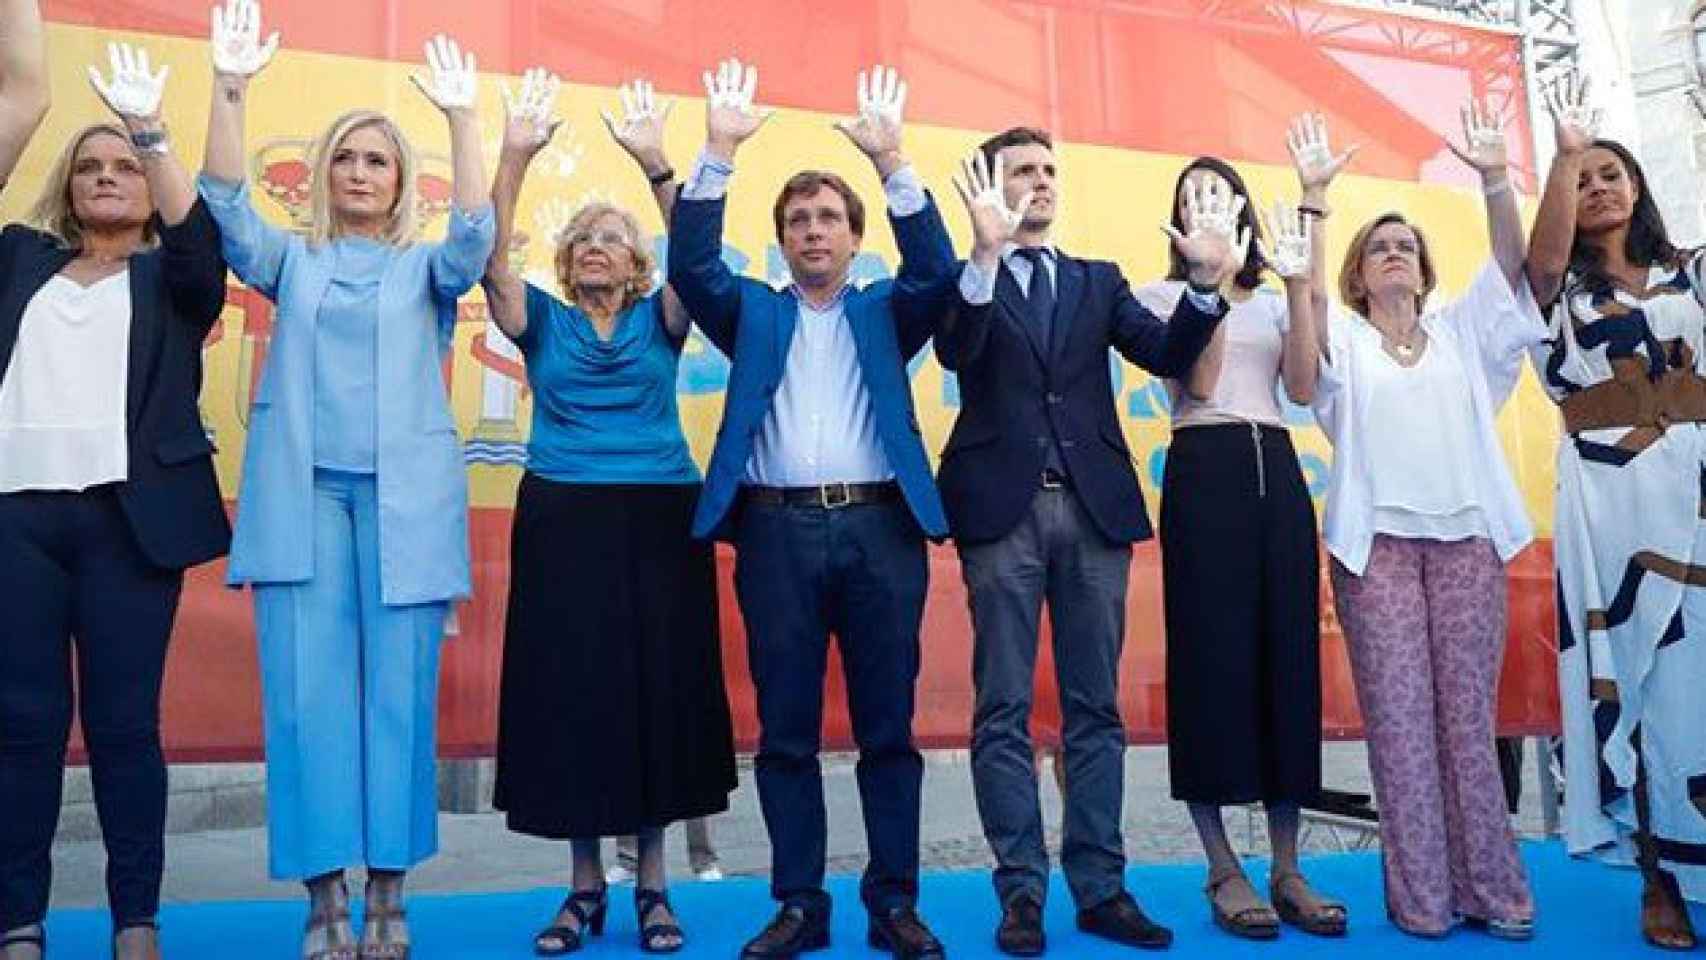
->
[667, 60, 956, 960]
[936, 130, 1243, 954]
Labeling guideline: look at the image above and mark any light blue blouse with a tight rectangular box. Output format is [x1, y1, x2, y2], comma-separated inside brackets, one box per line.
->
[313, 237, 387, 471]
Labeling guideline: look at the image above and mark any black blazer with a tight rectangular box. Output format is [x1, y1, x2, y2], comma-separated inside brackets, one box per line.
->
[934, 252, 1225, 545]
[0, 198, 231, 570]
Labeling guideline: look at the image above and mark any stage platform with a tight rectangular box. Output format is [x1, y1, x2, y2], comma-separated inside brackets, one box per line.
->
[41, 842, 1700, 957]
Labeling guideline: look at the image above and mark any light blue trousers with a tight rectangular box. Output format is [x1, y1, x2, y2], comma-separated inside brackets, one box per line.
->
[253, 469, 446, 881]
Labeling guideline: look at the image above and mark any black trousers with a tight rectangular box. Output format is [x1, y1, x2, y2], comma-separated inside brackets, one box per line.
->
[0, 488, 182, 930]
[733, 496, 927, 916]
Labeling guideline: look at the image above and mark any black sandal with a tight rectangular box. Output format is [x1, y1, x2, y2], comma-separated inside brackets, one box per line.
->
[534, 886, 607, 956]
[636, 888, 684, 954]
[0, 925, 44, 959]
[112, 918, 160, 960]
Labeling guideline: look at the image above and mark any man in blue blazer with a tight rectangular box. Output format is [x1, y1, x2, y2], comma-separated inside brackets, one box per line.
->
[667, 61, 956, 960]
[936, 130, 1242, 954]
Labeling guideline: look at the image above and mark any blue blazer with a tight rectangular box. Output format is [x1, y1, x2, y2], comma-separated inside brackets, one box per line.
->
[199, 176, 495, 605]
[0, 200, 230, 570]
[933, 254, 1225, 545]
[667, 193, 957, 541]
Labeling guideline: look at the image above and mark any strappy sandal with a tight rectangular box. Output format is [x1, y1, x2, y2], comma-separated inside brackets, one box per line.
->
[1643, 870, 1697, 951]
[1269, 870, 1348, 937]
[358, 904, 410, 960]
[302, 904, 357, 960]
[636, 888, 685, 954]
[112, 919, 160, 960]
[0, 925, 44, 960]
[534, 886, 608, 956]
[1206, 871, 1279, 940]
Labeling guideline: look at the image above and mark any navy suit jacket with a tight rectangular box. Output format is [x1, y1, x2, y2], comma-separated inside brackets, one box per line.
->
[667, 192, 957, 541]
[0, 199, 231, 569]
[934, 253, 1226, 545]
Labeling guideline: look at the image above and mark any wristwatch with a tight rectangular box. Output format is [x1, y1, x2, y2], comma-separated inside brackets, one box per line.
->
[130, 127, 171, 157]
[1186, 276, 1220, 298]
[647, 166, 676, 186]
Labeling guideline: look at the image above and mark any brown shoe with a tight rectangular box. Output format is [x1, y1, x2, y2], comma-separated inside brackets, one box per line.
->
[1076, 891, 1172, 950]
[1268, 871, 1347, 937]
[996, 895, 1045, 957]
[1205, 873, 1278, 941]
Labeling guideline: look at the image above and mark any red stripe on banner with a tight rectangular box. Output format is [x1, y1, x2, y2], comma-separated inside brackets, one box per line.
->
[43, 0, 1533, 186]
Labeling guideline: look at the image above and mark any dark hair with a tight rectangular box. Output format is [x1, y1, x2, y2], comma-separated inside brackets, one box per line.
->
[977, 126, 1053, 170]
[1569, 138, 1682, 297]
[773, 170, 865, 242]
[1164, 156, 1265, 291]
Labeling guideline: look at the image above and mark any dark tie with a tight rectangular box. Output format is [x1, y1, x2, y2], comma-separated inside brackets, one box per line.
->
[1015, 247, 1054, 347]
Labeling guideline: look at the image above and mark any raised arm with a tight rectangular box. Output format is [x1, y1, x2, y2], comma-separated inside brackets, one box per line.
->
[1446, 97, 1524, 293]
[1286, 112, 1357, 358]
[1264, 199, 1319, 404]
[88, 43, 194, 225]
[938, 148, 1033, 371]
[412, 35, 495, 299]
[482, 67, 559, 341]
[198, 0, 289, 296]
[0, 0, 48, 190]
[603, 78, 687, 336]
[1526, 73, 1599, 307]
[1127, 177, 1244, 376]
[668, 57, 771, 351]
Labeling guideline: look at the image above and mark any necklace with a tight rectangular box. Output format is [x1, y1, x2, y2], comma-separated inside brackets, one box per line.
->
[1383, 323, 1423, 359]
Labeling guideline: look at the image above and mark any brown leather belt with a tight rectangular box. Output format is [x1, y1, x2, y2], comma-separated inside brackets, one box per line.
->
[742, 481, 901, 509]
[1560, 370, 1706, 434]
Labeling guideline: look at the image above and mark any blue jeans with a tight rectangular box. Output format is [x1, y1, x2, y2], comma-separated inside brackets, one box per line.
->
[734, 496, 927, 915]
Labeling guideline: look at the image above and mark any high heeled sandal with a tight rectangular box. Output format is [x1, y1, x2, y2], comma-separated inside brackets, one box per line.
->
[0, 925, 45, 960]
[1643, 869, 1697, 951]
[636, 888, 685, 954]
[534, 886, 608, 956]
[1205, 872, 1279, 940]
[1269, 870, 1348, 937]
[358, 904, 410, 960]
[301, 903, 357, 960]
[112, 919, 160, 960]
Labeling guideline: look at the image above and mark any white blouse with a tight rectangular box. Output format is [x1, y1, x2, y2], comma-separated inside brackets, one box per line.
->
[0, 272, 133, 492]
[1138, 281, 1290, 429]
[1313, 263, 1546, 575]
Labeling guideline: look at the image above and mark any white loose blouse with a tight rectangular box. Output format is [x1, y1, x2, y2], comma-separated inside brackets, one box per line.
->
[1312, 262, 1546, 575]
[0, 272, 132, 492]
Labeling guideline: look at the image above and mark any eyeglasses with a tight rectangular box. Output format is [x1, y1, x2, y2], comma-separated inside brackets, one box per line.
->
[567, 229, 631, 250]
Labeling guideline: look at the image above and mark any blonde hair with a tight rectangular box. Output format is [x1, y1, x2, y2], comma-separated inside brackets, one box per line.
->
[24, 123, 159, 250]
[1338, 211, 1438, 318]
[553, 202, 656, 311]
[306, 110, 419, 248]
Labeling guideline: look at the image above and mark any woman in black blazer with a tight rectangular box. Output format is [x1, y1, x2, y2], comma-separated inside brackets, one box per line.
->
[0, 34, 229, 960]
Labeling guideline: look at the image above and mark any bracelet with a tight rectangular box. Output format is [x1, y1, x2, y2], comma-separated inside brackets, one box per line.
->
[130, 127, 171, 157]
[1186, 277, 1220, 298]
[1298, 204, 1328, 220]
[647, 166, 676, 186]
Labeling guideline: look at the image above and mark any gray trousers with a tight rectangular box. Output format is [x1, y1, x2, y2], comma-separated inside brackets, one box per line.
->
[960, 488, 1132, 909]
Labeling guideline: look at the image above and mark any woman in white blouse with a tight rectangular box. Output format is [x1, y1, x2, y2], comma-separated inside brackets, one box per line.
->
[1310, 102, 1545, 940]
[0, 30, 230, 960]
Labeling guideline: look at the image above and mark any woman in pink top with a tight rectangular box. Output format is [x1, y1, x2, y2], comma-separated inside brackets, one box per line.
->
[1140, 150, 1340, 940]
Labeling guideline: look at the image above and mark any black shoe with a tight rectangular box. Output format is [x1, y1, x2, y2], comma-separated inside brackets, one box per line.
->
[867, 906, 945, 959]
[1076, 891, 1172, 950]
[996, 895, 1046, 956]
[740, 904, 830, 959]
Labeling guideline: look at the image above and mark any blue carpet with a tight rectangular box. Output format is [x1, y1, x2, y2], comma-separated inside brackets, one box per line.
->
[43, 842, 1705, 957]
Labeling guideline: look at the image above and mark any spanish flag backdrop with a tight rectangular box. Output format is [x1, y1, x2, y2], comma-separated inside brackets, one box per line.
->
[16, 0, 1560, 758]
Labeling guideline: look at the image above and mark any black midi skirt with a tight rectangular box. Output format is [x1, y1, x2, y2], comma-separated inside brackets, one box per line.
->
[493, 474, 737, 839]
[1159, 423, 1322, 806]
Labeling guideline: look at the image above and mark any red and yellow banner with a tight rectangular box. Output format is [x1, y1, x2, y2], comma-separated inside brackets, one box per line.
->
[16, 0, 1560, 758]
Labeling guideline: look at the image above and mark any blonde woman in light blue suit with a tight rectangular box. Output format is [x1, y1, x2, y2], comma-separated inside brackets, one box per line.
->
[195, 3, 493, 958]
